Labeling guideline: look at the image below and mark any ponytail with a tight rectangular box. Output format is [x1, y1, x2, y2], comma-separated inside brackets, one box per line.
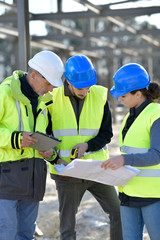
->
[131, 81, 160, 101]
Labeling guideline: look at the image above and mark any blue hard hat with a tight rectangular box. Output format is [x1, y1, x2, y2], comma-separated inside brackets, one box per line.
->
[64, 55, 97, 88]
[110, 63, 151, 98]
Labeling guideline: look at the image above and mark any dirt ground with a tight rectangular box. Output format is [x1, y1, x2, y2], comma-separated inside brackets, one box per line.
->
[36, 123, 150, 240]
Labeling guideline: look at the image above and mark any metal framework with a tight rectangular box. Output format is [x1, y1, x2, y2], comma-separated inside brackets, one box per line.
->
[0, 0, 160, 121]
[0, 0, 160, 68]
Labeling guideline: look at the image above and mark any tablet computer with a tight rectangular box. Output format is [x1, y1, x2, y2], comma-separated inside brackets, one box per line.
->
[30, 131, 61, 151]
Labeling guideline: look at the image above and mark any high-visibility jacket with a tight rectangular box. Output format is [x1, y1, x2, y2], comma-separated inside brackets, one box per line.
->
[119, 102, 160, 198]
[0, 71, 54, 200]
[49, 85, 109, 175]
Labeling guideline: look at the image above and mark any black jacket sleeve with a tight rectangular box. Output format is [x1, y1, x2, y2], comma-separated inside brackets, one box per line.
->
[87, 100, 113, 152]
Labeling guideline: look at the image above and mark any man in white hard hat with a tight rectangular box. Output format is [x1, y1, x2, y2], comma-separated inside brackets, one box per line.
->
[0, 50, 64, 240]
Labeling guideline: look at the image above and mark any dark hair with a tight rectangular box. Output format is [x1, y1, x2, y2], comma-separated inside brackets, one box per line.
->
[131, 82, 160, 101]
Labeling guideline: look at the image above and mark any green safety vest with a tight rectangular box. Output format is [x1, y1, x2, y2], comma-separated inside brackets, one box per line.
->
[49, 85, 109, 174]
[119, 102, 160, 198]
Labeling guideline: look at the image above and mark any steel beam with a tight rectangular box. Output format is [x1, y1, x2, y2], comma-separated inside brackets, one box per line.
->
[32, 7, 160, 21]
[17, 0, 30, 71]
[31, 28, 160, 41]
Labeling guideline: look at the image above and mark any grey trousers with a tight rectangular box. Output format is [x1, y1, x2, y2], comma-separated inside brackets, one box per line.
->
[55, 176, 123, 240]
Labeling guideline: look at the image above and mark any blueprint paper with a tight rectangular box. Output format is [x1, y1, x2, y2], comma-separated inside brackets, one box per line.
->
[54, 159, 140, 187]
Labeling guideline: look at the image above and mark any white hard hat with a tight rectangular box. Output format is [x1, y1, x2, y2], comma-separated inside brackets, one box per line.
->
[28, 50, 64, 87]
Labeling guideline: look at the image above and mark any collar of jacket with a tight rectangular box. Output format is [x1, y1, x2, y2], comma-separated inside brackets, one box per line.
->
[8, 70, 53, 105]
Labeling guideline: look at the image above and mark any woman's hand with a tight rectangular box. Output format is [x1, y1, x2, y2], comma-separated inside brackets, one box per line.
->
[101, 155, 125, 170]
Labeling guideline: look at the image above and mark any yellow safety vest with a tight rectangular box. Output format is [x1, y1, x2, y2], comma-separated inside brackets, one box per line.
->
[119, 102, 160, 198]
[49, 85, 109, 174]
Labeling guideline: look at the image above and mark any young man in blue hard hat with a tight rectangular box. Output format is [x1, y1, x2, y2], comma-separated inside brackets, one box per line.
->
[101, 63, 160, 240]
[0, 50, 64, 240]
[48, 55, 123, 240]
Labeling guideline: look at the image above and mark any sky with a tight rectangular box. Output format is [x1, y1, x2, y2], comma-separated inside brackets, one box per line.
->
[1, 0, 160, 35]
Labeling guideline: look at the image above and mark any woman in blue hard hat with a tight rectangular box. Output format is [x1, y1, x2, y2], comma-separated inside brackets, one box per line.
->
[101, 63, 160, 240]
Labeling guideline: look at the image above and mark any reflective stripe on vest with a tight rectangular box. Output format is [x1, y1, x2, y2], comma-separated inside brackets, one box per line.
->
[42, 109, 46, 118]
[58, 145, 108, 158]
[120, 145, 148, 154]
[137, 169, 160, 177]
[15, 100, 23, 131]
[53, 128, 99, 137]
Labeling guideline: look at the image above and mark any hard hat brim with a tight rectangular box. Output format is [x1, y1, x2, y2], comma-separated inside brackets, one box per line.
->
[51, 78, 63, 87]
[110, 86, 129, 98]
[69, 78, 97, 88]
[65, 70, 97, 88]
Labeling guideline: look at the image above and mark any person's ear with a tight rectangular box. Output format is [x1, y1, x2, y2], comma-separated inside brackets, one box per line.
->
[30, 71, 37, 81]
[136, 91, 142, 98]
[27, 71, 38, 87]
